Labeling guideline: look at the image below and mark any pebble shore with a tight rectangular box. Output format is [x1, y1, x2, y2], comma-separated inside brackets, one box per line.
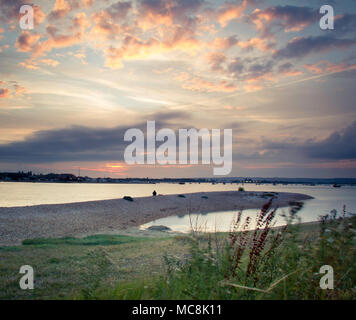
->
[0, 191, 313, 246]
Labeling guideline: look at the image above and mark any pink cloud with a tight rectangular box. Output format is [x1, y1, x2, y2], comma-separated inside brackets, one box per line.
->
[0, 88, 11, 98]
[15, 32, 41, 52]
[304, 60, 356, 74]
[174, 72, 237, 93]
[238, 37, 275, 52]
[206, 52, 227, 72]
[210, 36, 238, 50]
[216, 0, 249, 27]
[249, 6, 319, 37]
[105, 32, 200, 69]
[13, 84, 28, 96]
[48, 0, 72, 21]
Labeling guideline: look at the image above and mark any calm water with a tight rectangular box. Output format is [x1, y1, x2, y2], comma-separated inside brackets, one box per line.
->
[0, 182, 239, 207]
[1, 182, 355, 232]
[141, 184, 356, 232]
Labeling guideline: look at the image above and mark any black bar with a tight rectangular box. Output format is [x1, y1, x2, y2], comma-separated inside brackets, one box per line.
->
[0, 300, 351, 319]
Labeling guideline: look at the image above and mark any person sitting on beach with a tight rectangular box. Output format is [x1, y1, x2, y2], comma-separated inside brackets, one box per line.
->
[152, 190, 157, 196]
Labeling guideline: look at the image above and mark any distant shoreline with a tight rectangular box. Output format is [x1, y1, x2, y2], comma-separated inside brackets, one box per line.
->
[1, 173, 356, 186]
[1, 181, 356, 185]
[0, 190, 313, 246]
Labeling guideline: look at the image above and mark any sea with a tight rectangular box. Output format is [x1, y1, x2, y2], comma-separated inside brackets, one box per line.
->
[1, 181, 355, 232]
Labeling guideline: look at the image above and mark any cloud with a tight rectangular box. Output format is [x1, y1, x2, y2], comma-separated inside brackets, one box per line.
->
[207, 54, 301, 92]
[14, 2, 87, 59]
[105, 36, 161, 69]
[89, 0, 206, 68]
[0, 0, 26, 23]
[303, 121, 356, 160]
[48, 0, 84, 21]
[48, 0, 71, 20]
[32, 4, 46, 26]
[238, 37, 274, 52]
[249, 5, 319, 37]
[304, 60, 356, 74]
[105, 31, 200, 69]
[243, 83, 263, 92]
[0, 82, 28, 98]
[0, 0, 45, 27]
[105, 1, 132, 20]
[137, 0, 205, 29]
[0, 88, 11, 98]
[211, 35, 239, 50]
[206, 52, 227, 72]
[15, 32, 41, 52]
[227, 58, 276, 83]
[30, 25, 83, 57]
[39, 59, 60, 67]
[0, 111, 190, 163]
[81, 0, 94, 8]
[13, 83, 28, 96]
[90, 1, 132, 39]
[274, 35, 356, 59]
[216, 0, 249, 27]
[227, 58, 245, 78]
[15, 19, 85, 58]
[263, 121, 356, 161]
[71, 12, 89, 31]
[277, 62, 302, 77]
[334, 13, 356, 35]
[245, 60, 275, 82]
[174, 71, 237, 93]
[0, 125, 128, 163]
[145, 110, 190, 123]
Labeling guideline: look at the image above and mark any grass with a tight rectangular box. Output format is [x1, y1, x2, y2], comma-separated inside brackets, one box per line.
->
[21, 234, 147, 246]
[0, 235, 189, 300]
[152, 202, 356, 300]
[1, 203, 355, 300]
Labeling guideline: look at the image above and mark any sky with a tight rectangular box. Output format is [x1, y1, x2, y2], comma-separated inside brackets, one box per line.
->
[0, 0, 356, 178]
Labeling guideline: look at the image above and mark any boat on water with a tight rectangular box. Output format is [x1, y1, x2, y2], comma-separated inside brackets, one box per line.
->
[333, 184, 341, 188]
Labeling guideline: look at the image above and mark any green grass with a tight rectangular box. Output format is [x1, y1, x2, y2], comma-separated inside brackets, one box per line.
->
[92, 207, 355, 300]
[1, 209, 355, 300]
[21, 234, 148, 247]
[0, 235, 189, 300]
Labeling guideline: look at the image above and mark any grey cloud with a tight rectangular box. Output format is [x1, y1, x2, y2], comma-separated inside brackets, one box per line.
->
[0, 0, 26, 23]
[138, 0, 205, 26]
[277, 62, 294, 73]
[0, 111, 191, 163]
[304, 121, 356, 159]
[334, 13, 356, 35]
[106, 1, 132, 20]
[0, 125, 130, 163]
[263, 121, 356, 160]
[227, 57, 274, 81]
[248, 5, 319, 37]
[274, 35, 356, 59]
[227, 58, 245, 78]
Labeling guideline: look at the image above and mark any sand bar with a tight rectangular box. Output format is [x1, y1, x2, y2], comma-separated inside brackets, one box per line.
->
[0, 191, 313, 246]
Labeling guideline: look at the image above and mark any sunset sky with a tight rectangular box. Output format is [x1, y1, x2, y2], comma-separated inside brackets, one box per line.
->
[0, 0, 356, 178]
